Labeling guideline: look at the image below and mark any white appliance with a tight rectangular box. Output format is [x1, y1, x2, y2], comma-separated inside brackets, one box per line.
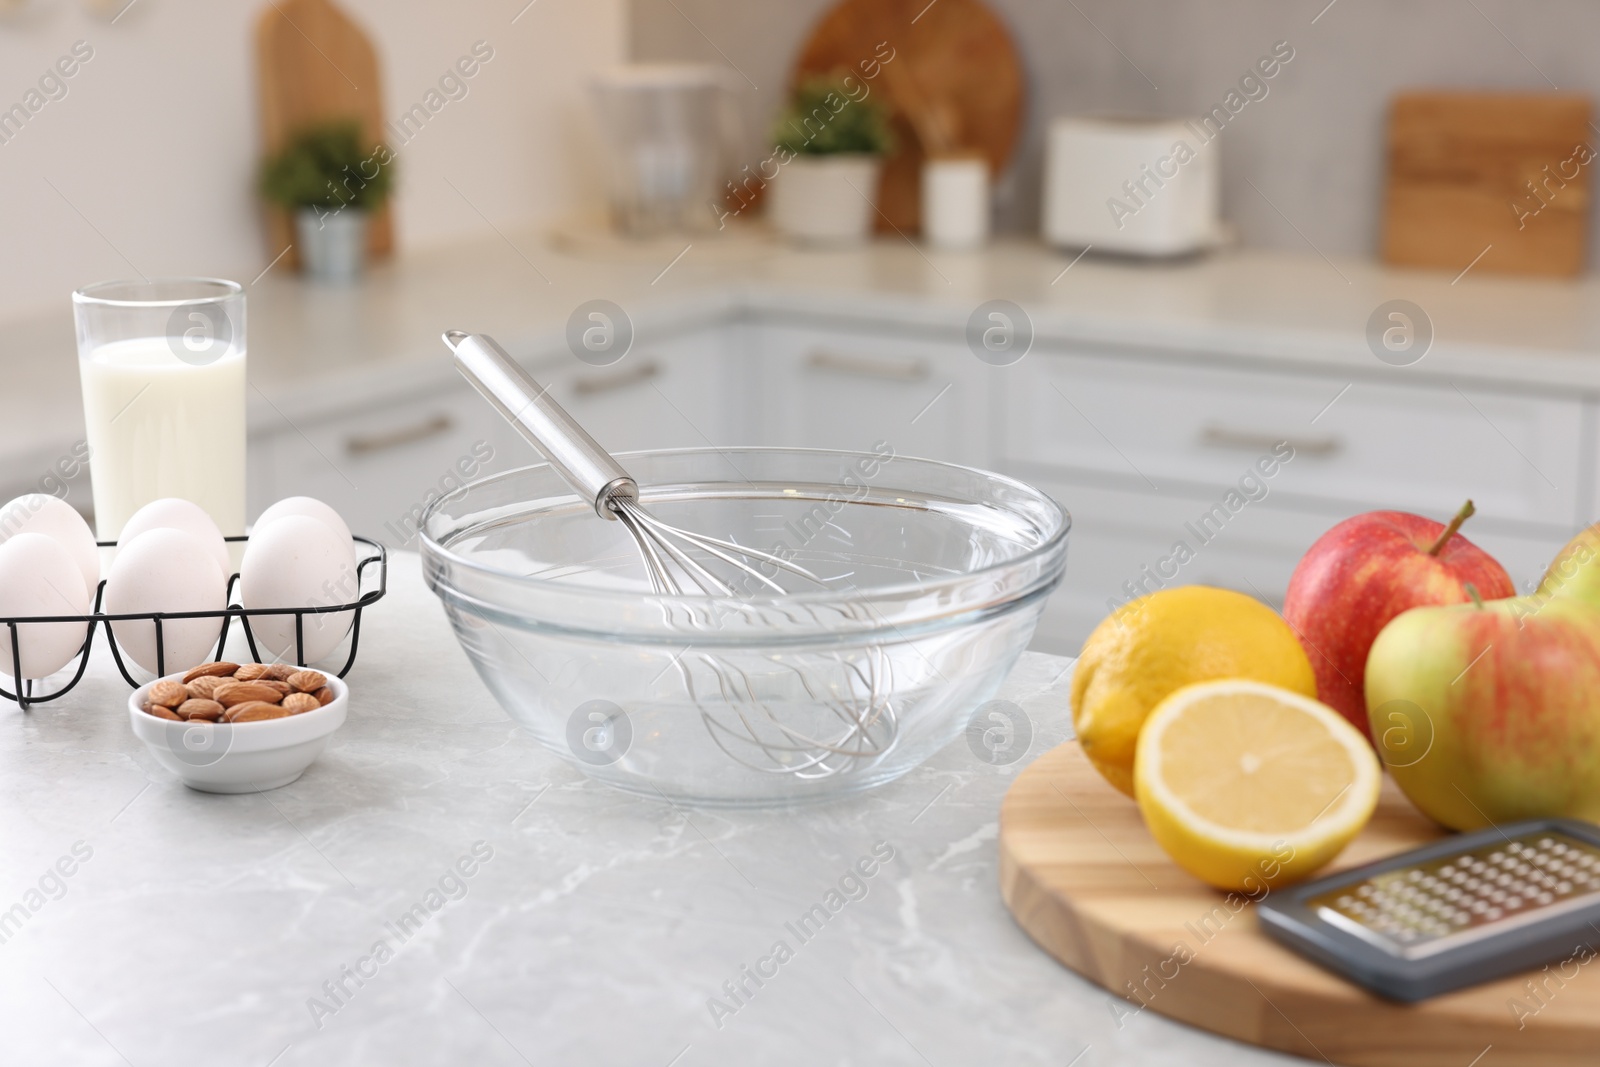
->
[1042, 116, 1221, 257]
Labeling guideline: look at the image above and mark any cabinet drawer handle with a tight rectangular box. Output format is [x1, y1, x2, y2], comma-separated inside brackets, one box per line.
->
[805, 349, 930, 382]
[345, 414, 453, 456]
[1198, 425, 1341, 457]
[572, 360, 661, 396]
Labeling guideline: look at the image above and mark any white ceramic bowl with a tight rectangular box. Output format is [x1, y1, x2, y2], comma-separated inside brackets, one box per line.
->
[128, 674, 348, 793]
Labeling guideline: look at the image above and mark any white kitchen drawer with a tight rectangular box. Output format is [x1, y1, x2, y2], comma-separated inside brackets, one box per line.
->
[252, 329, 739, 547]
[1026, 479, 1573, 656]
[1004, 354, 1584, 531]
[752, 322, 992, 466]
[252, 383, 527, 547]
[1031, 481, 1319, 654]
[538, 330, 738, 454]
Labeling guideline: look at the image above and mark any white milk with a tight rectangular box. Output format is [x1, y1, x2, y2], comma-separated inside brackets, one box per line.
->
[79, 337, 246, 538]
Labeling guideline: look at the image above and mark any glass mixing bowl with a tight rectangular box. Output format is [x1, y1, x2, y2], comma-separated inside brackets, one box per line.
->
[420, 448, 1068, 806]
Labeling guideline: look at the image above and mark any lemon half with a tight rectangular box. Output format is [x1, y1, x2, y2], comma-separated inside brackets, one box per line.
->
[1133, 679, 1381, 892]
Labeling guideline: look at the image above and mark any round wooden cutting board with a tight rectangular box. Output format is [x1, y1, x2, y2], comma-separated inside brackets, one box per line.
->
[999, 741, 1600, 1066]
[791, 0, 1024, 234]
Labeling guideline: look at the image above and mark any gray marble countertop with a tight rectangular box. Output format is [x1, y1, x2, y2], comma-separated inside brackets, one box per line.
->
[0, 553, 1303, 1067]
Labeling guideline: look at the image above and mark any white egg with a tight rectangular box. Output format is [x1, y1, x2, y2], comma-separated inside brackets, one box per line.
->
[240, 515, 359, 664]
[253, 497, 352, 546]
[118, 498, 230, 582]
[0, 494, 99, 598]
[0, 533, 90, 680]
[104, 528, 226, 674]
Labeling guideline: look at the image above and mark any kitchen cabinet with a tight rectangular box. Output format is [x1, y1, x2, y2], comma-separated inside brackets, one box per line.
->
[1024, 480, 1324, 651]
[1002, 351, 1582, 652]
[248, 327, 740, 549]
[1026, 478, 1565, 653]
[241, 312, 1594, 658]
[538, 327, 739, 453]
[1001, 352, 1587, 531]
[748, 319, 993, 464]
[248, 382, 526, 550]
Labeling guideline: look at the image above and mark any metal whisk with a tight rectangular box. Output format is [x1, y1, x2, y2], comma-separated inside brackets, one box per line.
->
[443, 331, 897, 777]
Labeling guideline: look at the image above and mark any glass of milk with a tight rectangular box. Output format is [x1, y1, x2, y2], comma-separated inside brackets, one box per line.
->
[72, 279, 246, 539]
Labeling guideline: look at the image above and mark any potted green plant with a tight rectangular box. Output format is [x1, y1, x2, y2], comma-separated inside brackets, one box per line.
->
[767, 76, 893, 244]
[259, 120, 395, 281]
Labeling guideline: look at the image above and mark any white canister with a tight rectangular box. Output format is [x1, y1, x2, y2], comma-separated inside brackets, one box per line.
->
[922, 156, 990, 249]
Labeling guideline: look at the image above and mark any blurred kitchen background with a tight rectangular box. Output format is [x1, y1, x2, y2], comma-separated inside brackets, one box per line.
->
[5, 0, 1600, 653]
[635, 0, 1600, 254]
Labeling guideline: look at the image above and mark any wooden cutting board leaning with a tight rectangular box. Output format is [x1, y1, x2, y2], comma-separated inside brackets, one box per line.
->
[999, 740, 1600, 1066]
[255, 0, 394, 271]
[790, 0, 1024, 234]
[1381, 91, 1592, 278]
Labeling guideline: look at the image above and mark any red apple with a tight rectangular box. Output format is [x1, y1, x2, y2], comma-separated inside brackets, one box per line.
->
[1283, 501, 1514, 742]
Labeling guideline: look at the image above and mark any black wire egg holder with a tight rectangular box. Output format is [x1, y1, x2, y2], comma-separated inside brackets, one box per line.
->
[1, 535, 387, 710]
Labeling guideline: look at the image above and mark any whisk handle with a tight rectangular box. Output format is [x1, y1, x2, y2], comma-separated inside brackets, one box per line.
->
[444, 331, 637, 519]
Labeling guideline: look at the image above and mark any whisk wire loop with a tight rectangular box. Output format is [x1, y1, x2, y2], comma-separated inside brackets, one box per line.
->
[446, 329, 900, 779]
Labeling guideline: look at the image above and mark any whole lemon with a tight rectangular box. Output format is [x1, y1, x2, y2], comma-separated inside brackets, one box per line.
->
[1072, 586, 1317, 796]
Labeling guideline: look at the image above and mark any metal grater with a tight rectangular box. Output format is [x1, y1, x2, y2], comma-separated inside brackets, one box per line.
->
[1258, 819, 1600, 1001]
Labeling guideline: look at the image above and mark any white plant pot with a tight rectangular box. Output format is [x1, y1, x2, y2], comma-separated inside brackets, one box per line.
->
[296, 207, 370, 282]
[768, 155, 881, 245]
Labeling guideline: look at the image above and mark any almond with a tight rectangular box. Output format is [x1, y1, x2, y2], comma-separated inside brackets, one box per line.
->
[313, 685, 335, 706]
[182, 662, 239, 683]
[186, 676, 224, 700]
[214, 680, 284, 707]
[288, 669, 327, 693]
[264, 663, 298, 682]
[282, 692, 320, 714]
[177, 698, 224, 721]
[223, 700, 290, 723]
[260, 680, 293, 697]
[233, 663, 270, 682]
[147, 704, 182, 720]
[149, 680, 189, 708]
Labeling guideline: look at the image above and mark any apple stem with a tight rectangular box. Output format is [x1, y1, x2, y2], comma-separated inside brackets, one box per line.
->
[1465, 582, 1484, 608]
[1427, 499, 1476, 556]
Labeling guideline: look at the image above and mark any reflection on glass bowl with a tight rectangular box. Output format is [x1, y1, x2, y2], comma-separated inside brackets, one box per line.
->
[421, 448, 1068, 807]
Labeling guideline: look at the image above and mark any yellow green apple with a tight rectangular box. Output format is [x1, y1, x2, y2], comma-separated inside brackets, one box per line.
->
[1364, 592, 1600, 830]
[1536, 523, 1600, 607]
